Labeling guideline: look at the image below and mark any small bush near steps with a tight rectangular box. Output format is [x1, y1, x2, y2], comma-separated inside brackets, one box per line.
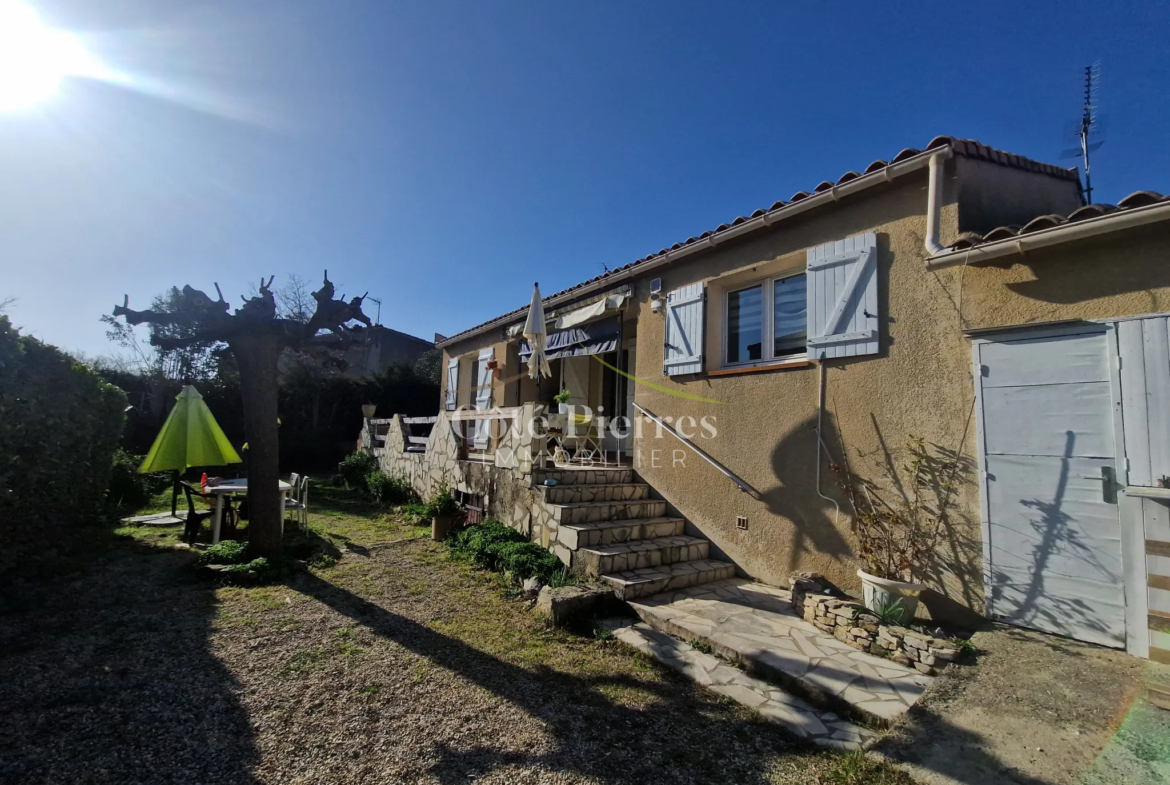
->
[447, 519, 574, 587]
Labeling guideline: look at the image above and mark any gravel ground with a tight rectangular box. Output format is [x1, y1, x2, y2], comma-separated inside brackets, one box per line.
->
[873, 622, 1157, 785]
[0, 490, 913, 785]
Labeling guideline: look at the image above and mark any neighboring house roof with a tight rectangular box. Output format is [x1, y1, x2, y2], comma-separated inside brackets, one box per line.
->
[946, 190, 1170, 251]
[438, 135, 1079, 349]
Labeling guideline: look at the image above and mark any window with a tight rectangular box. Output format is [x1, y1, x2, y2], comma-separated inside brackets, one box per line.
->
[724, 273, 807, 366]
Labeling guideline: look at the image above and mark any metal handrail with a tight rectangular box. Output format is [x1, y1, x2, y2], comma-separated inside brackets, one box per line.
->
[632, 401, 758, 495]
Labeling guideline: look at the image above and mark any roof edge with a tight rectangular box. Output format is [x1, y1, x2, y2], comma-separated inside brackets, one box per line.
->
[438, 145, 947, 349]
[926, 198, 1170, 270]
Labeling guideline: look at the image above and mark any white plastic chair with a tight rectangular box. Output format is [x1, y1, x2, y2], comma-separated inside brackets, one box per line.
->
[284, 474, 309, 530]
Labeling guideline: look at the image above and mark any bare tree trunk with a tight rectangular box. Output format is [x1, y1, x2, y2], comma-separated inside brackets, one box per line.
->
[232, 333, 285, 558]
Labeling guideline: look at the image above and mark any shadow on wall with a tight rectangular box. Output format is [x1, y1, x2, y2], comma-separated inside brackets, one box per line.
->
[759, 412, 853, 572]
[846, 412, 985, 627]
[991, 227, 1170, 306]
[991, 430, 1120, 644]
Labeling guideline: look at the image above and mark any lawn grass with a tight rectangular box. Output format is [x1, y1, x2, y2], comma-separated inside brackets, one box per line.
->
[1, 481, 912, 784]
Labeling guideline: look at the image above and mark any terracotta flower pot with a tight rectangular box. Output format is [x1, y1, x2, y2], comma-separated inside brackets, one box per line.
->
[431, 513, 458, 542]
[857, 569, 928, 625]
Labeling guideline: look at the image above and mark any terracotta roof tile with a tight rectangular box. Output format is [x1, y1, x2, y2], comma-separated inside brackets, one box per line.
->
[439, 136, 1081, 347]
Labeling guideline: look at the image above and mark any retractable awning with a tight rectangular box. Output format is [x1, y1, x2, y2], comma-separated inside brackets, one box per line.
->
[519, 315, 620, 360]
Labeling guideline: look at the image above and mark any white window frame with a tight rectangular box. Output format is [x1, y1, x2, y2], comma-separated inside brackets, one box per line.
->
[721, 271, 807, 369]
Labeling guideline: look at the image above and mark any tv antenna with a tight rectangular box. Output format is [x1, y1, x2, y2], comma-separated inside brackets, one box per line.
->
[1060, 61, 1105, 204]
[366, 296, 382, 325]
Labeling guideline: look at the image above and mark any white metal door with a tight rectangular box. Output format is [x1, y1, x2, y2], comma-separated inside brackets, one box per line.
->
[976, 328, 1126, 648]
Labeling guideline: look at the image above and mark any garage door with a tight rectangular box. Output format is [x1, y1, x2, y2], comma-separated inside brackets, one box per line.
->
[976, 328, 1126, 648]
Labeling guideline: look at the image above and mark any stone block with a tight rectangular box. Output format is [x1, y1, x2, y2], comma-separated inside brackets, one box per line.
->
[929, 646, 960, 661]
[914, 662, 936, 675]
[919, 653, 937, 666]
[891, 653, 913, 667]
[901, 634, 928, 650]
[534, 585, 613, 626]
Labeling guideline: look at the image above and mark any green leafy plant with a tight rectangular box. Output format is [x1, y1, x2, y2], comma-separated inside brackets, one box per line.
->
[364, 471, 416, 505]
[548, 566, 577, 588]
[401, 502, 432, 523]
[953, 638, 977, 658]
[0, 317, 126, 535]
[873, 596, 907, 626]
[105, 449, 172, 510]
[553, 389, 572, 405]
[197, 539, 249, 566]
[447, 518, 563, 582]
[428, 484, 461, 517]
[337, 451, 379, 491]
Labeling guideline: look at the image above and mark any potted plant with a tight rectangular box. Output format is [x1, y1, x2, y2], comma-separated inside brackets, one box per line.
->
[553, 389, 572, 414]
[838, 436, 966, 625]
[428, 483, 463, 542]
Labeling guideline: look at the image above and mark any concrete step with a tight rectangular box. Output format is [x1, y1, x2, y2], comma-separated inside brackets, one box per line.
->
[540, 482, 650, 505]
[551, 499, 668, 525]
[599, 618, 879, 751]
[532, 467, 634, 486]
[628, 578, 935, 728]
[576, 535, 709, 577]
[556, 517, 686, 550]
[600, 559, 735, 600]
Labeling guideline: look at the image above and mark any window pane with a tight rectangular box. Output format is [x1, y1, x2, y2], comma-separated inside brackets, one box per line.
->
[727, 285, 763, 363]
[773, 274, 807, 357]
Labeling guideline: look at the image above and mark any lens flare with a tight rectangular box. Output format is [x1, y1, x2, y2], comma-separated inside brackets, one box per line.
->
[0, 1, 107, 110]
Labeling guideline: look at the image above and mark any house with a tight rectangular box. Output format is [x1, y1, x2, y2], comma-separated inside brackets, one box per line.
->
[367, 135, 1170, 662]
[343, 325, 435, 378]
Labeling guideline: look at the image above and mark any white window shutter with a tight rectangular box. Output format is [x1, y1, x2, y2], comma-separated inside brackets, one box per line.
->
[473, 348, 494, 448]
[663, 282, 705, 376]
[445, 358, 458, 411]
[806, 232, 879, 360]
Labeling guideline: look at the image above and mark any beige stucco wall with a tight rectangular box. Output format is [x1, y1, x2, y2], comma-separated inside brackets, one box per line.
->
[425, 158, 1168, 625]
[440, 335, 514, 411]
[624, 173, 989, 619]
[945, 222, 1170, 330]
[954, 157, 1083, 236]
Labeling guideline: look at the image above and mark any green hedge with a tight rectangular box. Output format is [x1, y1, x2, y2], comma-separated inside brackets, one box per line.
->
[0, 317, 127, 525]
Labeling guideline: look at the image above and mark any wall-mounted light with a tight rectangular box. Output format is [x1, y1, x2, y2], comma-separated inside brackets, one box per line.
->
[649, 278, 663, 312]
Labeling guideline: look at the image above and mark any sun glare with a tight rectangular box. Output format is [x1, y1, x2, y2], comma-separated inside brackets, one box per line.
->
[0, 1, 103, 111]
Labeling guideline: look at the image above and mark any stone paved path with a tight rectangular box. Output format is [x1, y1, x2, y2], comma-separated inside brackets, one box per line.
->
[627, 579, 935, 725]
[601, 618, 879, 750]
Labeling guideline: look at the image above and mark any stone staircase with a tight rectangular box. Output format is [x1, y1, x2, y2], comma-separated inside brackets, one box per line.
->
[532, 466, 735, 599]
[530, 466, 937, 751]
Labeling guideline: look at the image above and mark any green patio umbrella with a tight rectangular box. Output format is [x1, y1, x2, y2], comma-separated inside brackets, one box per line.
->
[139, 385, 242, 515]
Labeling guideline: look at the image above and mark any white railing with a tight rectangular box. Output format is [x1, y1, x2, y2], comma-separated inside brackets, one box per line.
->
[632, 401, 758, 495]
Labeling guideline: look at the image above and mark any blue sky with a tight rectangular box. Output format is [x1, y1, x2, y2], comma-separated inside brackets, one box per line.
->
[2, 0, 1168, 358]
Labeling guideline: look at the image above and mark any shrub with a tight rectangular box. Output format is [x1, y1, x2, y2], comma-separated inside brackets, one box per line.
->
[337, 451, 379, 491]
[0, 317, 127, 526]
[448, 519, 564, 582]
[429, 484, 461, 517]
[365, 471, 415, 505]
[197, 539, 249, 566]
[495, 540, 561, 581]
[105, 449, 172, 510]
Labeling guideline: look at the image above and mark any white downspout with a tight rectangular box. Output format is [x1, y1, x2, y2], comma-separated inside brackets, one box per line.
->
[924, 152, 948, 256]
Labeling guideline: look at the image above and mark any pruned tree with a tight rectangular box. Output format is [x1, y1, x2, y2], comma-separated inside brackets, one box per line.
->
[113, 272, 372, 557]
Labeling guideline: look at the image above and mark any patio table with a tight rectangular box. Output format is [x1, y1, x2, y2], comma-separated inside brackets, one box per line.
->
[205, 478, 293, 544]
